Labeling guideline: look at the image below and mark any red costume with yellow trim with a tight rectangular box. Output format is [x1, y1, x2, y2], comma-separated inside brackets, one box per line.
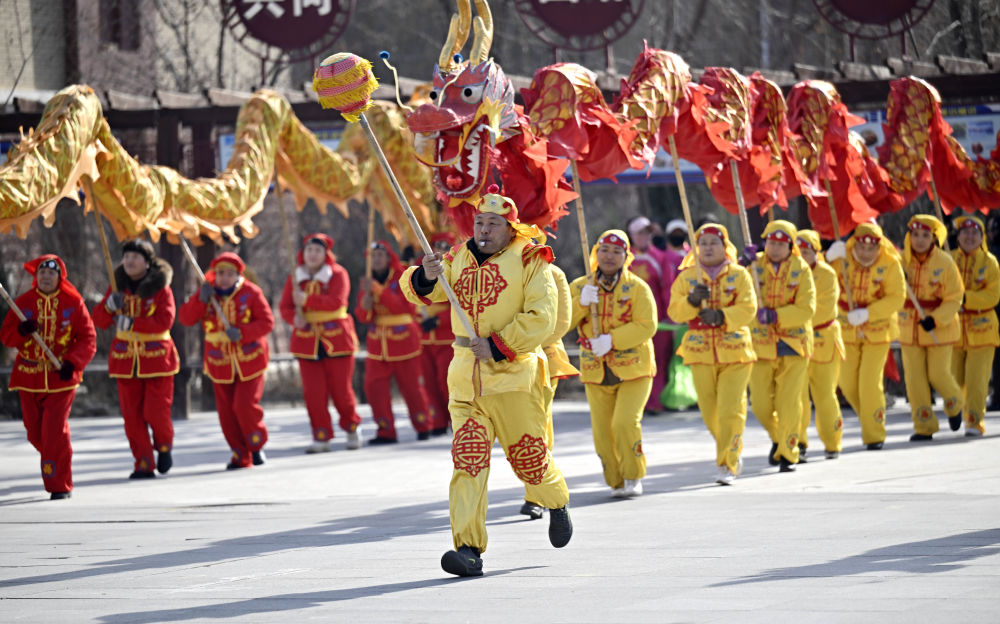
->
[0, 255, 96, 495]
[279, 234, 361, 444]
[178, 252, 273, 468]
[356, 242, 431, 441]
[92, 241, 179, 476]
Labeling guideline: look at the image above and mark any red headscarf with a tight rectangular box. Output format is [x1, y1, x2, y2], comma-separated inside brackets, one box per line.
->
[205, 252, 246, 284]
[23, 254, 83, 301]
[297, 233, 336, 267]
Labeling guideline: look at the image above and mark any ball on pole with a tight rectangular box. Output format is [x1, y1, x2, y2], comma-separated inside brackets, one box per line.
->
[312, 52, 379, 123]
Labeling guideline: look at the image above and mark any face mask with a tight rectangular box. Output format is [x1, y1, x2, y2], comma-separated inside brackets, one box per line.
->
[668, 233, 687, 247]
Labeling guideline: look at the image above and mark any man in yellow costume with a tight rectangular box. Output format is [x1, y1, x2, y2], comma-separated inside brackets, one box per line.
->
[950, 214, 1000, 437]
[746, 220, 815, 472]
[795, 230, 845, 459]
[570, 229, 657, 498]
[825, 223, 905, 450]
[898, 214, 964, 441]
[668, 224, 757, 485]
[401, 186, 571, 577]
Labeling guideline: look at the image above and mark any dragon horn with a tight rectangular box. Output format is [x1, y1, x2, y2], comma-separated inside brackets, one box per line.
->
[470, 0, 493, 64]
[438, 0, 472, 72]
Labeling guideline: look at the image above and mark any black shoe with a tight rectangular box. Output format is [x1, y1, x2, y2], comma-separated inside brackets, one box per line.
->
[368, 436, 398, 446]
[252, 450, 266, 465]
[441, 546, 483, 577]
[417, 431, 431, 441]
[797, 443, 808, 463]
[909, 433, 933, 442]
[866, 442, 884, 450]
[431, 427, 449, 437]
[825, 450, 840, 460]
[50, 491, 71, 500]
[548, 506, 573, 548]
[226, 461, 247, 470]
[768, 442, 779, 466]
[520, 501, 544, 520]
[948, 416, 962, 432]
[156, 450, 172, 474]
[129, 470, 156, 480]
[779, 457, 796, 472]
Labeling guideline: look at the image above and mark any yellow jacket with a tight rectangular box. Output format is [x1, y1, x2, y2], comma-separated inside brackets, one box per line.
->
[543, 264, 579, 380]
[569, 269, 657, 384]
[832, 251, 906, 345]
[809, 258, 844, 363]
[400, 237, 556, 401]
[952, 246, 1000, 349]
[667, 262, 757, 365]
[749, 253, 815, 359]
[899, 246, 963, 346]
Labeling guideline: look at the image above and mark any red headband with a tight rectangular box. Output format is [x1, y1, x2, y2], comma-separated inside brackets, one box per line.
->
[698, 226, 724, 241]
[957, 218, 982, 231]
[795, 238, 812, 250]
[598, 232, 628, 250]
[766, 230, 792, 243]
[909, 221, 932, 232]
[856, 234, 880, 245]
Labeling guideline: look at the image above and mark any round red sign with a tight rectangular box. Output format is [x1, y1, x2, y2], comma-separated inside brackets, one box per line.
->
[514, 0, 645, 51]
[223, 0, 354, 62]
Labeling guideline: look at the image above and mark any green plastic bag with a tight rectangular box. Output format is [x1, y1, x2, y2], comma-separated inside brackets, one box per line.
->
[659, 325, 698, 410]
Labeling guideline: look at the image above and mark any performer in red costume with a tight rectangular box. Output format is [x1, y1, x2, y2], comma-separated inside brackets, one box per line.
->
[418, 232, 457, 436]
[356, 241, 432, 444]
[1, 255, 96, 499]
[279, 234, 363, 452]
[93, 239, 179, 479]
[178, 252, 274, 469]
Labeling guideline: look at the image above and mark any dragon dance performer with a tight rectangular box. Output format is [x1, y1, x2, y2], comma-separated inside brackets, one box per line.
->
[668, 224, 757, 485]
[571, 229, 657, 497]
[1, 255, 96, 499]
[92, 239, 179, 479]
[418, 232, 458, 437]
[898, 215, 964, 441]
[825, 223, 906, 450]
[401, 187, 572, 577]
[795, 230, 845, 459]
[356, 241, 432, 444]
[178, 252, 274, 469]
[280, 233, 363, 453]
[950, 215, 1000, 437]
[746, 221, 816, 472]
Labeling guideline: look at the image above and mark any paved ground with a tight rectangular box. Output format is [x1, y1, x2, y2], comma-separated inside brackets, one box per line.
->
[1, 397, 998, 623]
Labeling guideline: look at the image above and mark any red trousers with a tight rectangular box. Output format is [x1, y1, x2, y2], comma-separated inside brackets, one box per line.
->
[212, 375, 268, 467]
[20, 389, 75, 493]
[117, 376, 174, 472]
[298, 355, 361, 440]
[364, 357, 431, 439]
[647, 330, 673, 411]
[420, 344, 453, 429]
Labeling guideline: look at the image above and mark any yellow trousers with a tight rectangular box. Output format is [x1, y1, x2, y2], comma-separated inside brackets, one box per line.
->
[449, 387, 570, 553]
[901, 345, 963, 436]
[691, 363, 752, 474]
[749, 356, 807, 463]
[524, 379, 559, 504]
[584, 377, 651, 488]
[839, 343, 890, 445]
[799, 358, 844, 452]
[952, 346, 992, 435]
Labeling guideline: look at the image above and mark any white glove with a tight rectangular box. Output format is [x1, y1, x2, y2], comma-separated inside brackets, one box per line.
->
[590, 333, 613, 357]
[847, 307, 869, 327]
[115, 315, 134, 332]
[825, 240, 847, 262]
[579, 283, 600, 307]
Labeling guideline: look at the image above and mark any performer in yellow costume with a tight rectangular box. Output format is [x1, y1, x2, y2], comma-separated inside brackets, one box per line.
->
[898, 214, 964, 441]
[795, 230, 845, 459]
[570, 230, 657, 498]
[950, 215, 1000, 437]
[520, 261, 579, 520]
[825, 223, 906, 449]
[746, 221, 816, 472]
[401, 187, 571, 577]
[668, 224, 757, 485]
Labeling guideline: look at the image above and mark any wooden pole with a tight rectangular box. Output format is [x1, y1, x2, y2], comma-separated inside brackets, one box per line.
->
[731, 160, 762, 303]
[905, 281, 939, 344]
[275, 182, 304, 319]
[824, 179, 862, 339]
[927, 172, 951, 251]
[365, 199, 376, 278]
[0, 282, 61, 368]
[84, 177, 118, 293]
[358, 113, 477, 339]
[668, 136, 703, 283]
[570, 161, 600, 336]
[177, 237, 231, 331]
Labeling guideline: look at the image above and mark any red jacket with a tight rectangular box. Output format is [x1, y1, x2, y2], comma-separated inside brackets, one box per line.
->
[178, 278, 274, 383]
[1, 287, 97, 392]
[355, 267, 422, 361]
[279, 263, 358, 359]
[92, 259, 179, 378]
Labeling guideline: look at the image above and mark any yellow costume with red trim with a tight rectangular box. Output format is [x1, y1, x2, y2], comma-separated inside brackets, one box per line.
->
[569, 230, 656, 490]
[899, 215, 964, 436]
[541, 263, 578, 449]
[747, 220, 816, 466]
[667, 224, 757, 476]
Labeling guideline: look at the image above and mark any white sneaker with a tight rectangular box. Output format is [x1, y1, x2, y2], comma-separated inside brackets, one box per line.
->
[965, 429, 983, 437]
[624, 479, 643, 497]
[716, 466, 735, 486]
[611, 487, 627, 498]
[346, 428, 362, 450]
[305, 440, 331, 454]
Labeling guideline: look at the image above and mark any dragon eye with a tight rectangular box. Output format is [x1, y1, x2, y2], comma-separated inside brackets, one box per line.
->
[429, 89, 439, 100]
[460, 84, 485, 104]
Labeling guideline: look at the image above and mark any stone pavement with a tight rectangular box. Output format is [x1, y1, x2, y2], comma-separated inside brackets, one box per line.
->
[1, 398, 998, 623]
